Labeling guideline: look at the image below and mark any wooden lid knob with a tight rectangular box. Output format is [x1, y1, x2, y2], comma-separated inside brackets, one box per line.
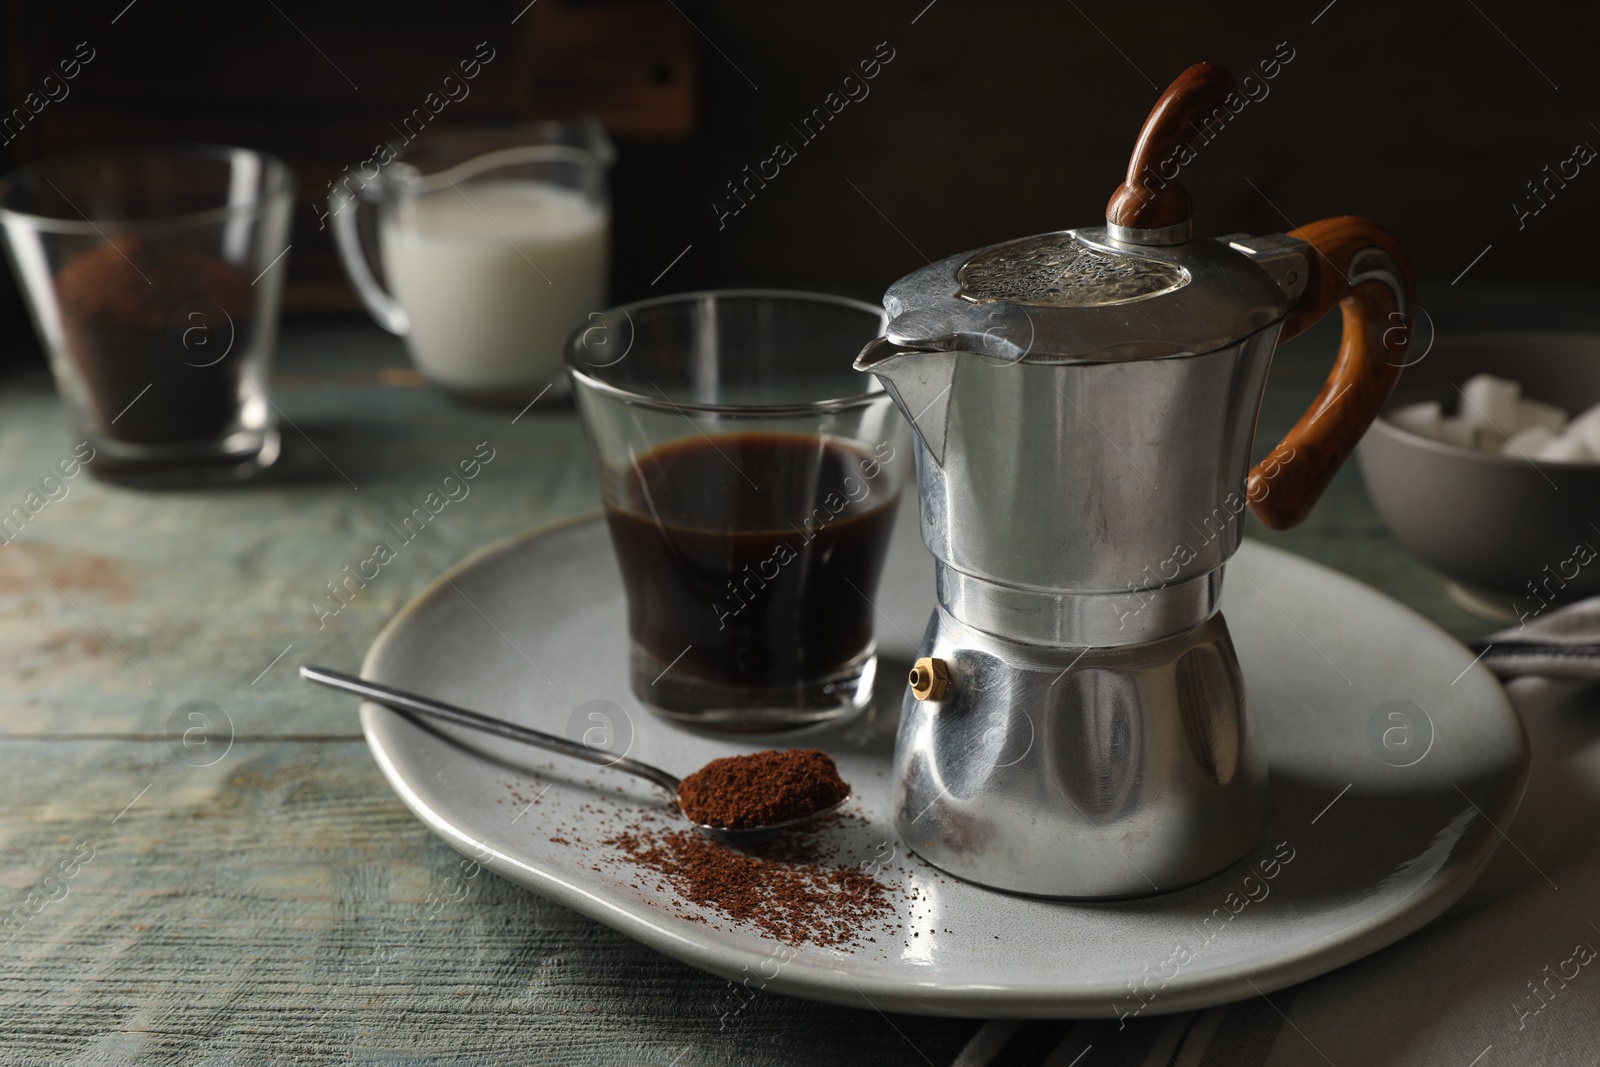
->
[1105, 62, 1238, 241]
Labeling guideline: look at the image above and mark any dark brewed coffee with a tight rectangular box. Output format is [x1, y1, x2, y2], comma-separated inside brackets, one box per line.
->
[603, 432, 899, 695]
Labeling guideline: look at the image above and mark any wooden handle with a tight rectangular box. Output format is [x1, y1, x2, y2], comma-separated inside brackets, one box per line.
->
[1105, 62, 1237, 231]
[1246, 216, 1416, 530]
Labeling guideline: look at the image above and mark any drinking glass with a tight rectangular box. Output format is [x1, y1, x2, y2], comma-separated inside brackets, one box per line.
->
[568, 290, 912, 734]
[0, 145, 294, 486]
[332, 118, 613, 405]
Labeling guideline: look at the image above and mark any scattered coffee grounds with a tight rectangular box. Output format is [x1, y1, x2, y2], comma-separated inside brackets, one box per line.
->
[676, 748, 850, 831]
[605, 820, 893, 947]
[519, 767, 923, 949]
[54, 236, 256, 445]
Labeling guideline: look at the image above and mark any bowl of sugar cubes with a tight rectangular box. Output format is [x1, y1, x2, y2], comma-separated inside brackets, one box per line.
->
[1357, 331, 1600, 619]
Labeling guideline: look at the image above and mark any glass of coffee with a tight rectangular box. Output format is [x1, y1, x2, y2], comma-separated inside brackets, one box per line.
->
[568, 291, 911, 734]
[0, 146, 294, 486]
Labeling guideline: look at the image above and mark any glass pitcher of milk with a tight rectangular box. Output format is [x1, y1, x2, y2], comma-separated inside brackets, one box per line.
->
[331, 118, 613, 404]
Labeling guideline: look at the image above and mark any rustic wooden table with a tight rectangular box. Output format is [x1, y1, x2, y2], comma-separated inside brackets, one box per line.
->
[2, 285, 1595, 1065]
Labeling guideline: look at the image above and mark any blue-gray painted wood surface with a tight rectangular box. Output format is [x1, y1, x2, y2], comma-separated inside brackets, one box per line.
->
[1, 283, 1596, 1064]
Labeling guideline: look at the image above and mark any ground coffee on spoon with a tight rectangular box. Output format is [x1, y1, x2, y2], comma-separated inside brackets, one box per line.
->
[676, 748, 850, 831]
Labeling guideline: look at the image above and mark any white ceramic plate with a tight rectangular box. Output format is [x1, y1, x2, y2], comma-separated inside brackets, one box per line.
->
[360, 506, 1527, 1019]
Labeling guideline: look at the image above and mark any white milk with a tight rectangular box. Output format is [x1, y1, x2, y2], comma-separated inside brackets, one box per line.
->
[380, 181, 608, 394]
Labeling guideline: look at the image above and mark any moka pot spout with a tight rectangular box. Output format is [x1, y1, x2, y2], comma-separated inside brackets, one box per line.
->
[853, 336, 958, 467]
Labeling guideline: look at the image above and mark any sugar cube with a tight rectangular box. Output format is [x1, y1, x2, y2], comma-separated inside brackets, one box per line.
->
[1569, 402, 1600, 436]
[1502, 425, 1555, 456]
[1435, 416, 1475, 448]
[1569, 414, 1600, 460]
[1476, 427, 1510, 452]
[1515, 397, 1568, 435]
[1459, 374, 1521, 432]
[1388, 401, 1441, 439]
[1535, 432, 1590, 463]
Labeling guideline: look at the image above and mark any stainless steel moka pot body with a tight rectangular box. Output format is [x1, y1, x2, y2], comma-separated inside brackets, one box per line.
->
[854, 63, 1416, 898]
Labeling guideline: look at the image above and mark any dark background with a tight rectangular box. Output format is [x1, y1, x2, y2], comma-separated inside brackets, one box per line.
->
[2, 0, 1597, 361]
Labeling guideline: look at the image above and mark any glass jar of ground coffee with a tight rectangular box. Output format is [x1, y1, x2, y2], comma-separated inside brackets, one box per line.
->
[0, 146, 294, 486]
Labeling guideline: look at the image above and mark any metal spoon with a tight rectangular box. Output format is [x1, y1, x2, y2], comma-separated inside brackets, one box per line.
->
[299, 665, 847, 838]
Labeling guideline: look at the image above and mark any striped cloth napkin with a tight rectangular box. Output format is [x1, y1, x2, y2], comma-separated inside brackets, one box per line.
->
[1477, 595, 1600, 679]
[947, 1008, 1291, 1066]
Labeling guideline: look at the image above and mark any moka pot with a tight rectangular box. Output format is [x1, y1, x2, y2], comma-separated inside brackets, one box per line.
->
[855, 62, 1416, 898]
